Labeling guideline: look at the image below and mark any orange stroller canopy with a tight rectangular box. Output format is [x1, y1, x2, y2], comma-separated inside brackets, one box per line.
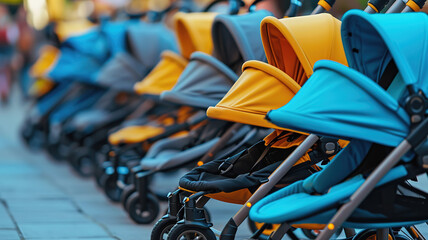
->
[207, 13, 348, 129]
[134, 12, 216, 96]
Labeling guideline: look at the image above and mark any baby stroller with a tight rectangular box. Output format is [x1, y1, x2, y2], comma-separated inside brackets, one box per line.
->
[119, 8, 274, 225]
[249, 7, 428, 240]
[55, 21, 177, 176]
[20, 19, 133, 152]
[157, 3, 371, 240]
[96, 11, 218, 201]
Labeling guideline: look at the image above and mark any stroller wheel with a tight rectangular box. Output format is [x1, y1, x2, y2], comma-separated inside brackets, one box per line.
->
[247, 219, 280, 240]
[126, 192, 159, 224]
[352, 229, 394, 240]
[103, 174, 123, 202]
[72, 150, 95, 177]
[167, 224, 216, 240]
[121, 184, 136, 210]
[151, 218, 177, 240]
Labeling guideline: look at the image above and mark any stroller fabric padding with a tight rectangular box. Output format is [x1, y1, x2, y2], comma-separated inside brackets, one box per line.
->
[161, 52, 238, 109]
[341, 10, 428, 95]
[134, 51, 188, 96]
[207, 60, 300, 130]
[211, 10, 272, 73]
[174, 12, 217, 59]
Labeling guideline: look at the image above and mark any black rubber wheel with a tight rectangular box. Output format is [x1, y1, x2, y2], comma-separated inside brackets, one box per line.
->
[352, 229, 394, 240]
[121, 184, 136, 210]
[94, 161, 110, 188]
[151, 218, 178, 240]
[167, 224, 216, 240]
[103, 174, 122, 202]
[126, 192, 160, 224]
[71, 150, 95, 177]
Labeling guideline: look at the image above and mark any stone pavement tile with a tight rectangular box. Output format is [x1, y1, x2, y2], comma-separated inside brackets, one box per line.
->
[0, 205, 15, 228]
[12, 210, 91, 224]
[0, 229, 20, 240]
[6, 199, 78, 212]
[19, 223, 111, 239]
[107, 224, 150, 240]
[26, 238, 117, 240]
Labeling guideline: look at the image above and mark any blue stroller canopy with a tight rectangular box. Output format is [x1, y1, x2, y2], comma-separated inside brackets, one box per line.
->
[47, 20, 134, 84]
[266, 10, 427, 146]
[342, 10, 428, 96]
[161, 10, 272, 109]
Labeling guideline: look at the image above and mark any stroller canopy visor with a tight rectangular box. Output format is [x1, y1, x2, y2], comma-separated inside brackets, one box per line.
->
[267, 60, 410, 146]
[267, 10, 427, 146]
[211, 10, 272, 73]
[207, 14, 347, 128]
[161, 10, 272, 109]
[261, 14, 347, 85]
[174, 12, 217, 59]
[341, 10, 428, 96]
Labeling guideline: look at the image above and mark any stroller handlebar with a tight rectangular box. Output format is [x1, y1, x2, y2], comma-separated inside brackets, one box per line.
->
[366, 0, 392, 13]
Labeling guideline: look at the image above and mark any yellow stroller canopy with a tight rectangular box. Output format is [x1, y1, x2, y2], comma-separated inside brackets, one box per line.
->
[134, 12, 216, 96]
[174, 12, 216, 59]
[134, 51, 188, 96]
[207, 13, 348, 128]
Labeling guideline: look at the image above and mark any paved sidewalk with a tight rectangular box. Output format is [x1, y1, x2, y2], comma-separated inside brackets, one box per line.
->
[0, 90, 248, 240]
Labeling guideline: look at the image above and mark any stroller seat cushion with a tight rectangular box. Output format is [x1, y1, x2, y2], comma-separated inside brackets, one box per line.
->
[249, 165, 408, 224]
[141, 138, 218, 171]
[108, 125, 165, 145]
[69, 109, 111, 130]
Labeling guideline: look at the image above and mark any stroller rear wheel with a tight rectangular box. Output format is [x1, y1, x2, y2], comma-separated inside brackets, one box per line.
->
[121, 184, 136, 210]
[151, 218, 177, 240]
[103, 173, 123, 202]
[126, 192, 159, 224]
[167, 224, 216, 240]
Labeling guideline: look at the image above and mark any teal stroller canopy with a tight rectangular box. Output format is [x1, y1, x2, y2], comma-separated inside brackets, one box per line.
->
[96, 23, 177, 92]
[161, 10, 272, 109]
[47, 20, 134, 84]
[266, 10, 428, 146]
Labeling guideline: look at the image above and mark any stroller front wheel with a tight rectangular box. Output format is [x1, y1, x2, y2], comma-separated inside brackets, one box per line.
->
[167, 224, 216, 240]
[151, 217, 177, 240]
[103, 174, 123, 202]
[126, 192, 159, 224]
[121, 184, 136, 210]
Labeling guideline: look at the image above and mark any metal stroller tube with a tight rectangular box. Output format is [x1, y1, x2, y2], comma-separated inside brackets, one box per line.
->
[316, 109, 428, 240]
[230, 134, 319, 226]
[386, 0, 407, 13]
[364, 0, 392, 13]
[402, 0, 427, 12]
[285, 0, 304, 17]
[311, 0, 336, 14]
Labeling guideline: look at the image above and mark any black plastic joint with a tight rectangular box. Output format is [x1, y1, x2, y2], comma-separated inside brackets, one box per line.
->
[219, 218, 238, 240]
[368, 0, 391, 12]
